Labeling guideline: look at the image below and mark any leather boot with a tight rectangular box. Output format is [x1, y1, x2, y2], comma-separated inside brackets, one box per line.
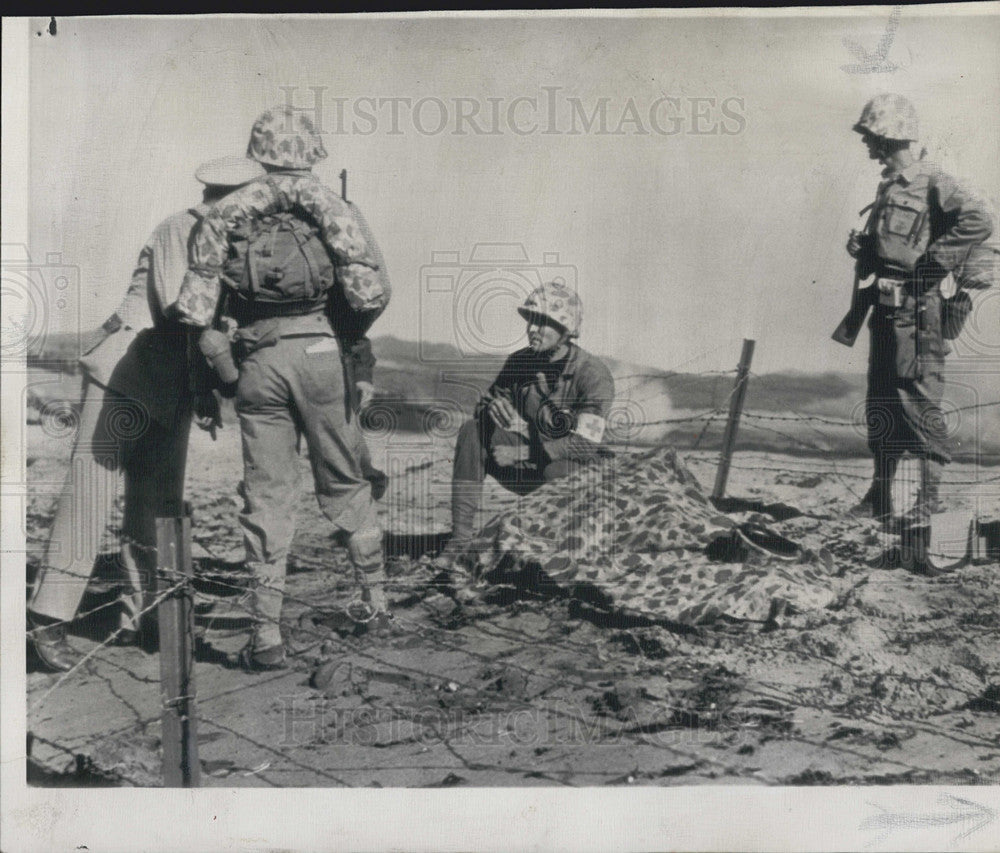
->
[29, 613, 79, 672]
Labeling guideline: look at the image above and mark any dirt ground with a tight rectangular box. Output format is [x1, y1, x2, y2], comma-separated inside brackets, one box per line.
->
[25, 422, 1000, 788]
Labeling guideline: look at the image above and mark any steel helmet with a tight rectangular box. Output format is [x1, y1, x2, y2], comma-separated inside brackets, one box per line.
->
[853, 94, 919, 142]
[246, 104, 328, 169]
[517, 281, 583, 337]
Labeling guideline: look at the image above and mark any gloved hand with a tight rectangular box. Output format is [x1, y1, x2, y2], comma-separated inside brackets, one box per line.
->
[194, 391, 222, 441]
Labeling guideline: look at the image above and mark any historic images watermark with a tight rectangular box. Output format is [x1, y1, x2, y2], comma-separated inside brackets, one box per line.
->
[277, 86, 747, 137]
[1, 243, 81, 368]
[278, 693, 748, 748]
[419, 242, 577, 361]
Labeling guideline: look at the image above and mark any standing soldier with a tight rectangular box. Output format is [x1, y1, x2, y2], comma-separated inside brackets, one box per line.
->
[844, 94, 992, 571]
[438, 281, 616, 602]
[28, 155, 262, 671]
[171, 106, 392, 670]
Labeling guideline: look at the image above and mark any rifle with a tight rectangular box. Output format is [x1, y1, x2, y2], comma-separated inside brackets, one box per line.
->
[831, 266, 876, 347]
[831, 206, 878, 347]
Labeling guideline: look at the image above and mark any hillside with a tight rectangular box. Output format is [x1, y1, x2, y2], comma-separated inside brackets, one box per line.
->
[25, 333, 999, 461]
[365, 336, 997, 462]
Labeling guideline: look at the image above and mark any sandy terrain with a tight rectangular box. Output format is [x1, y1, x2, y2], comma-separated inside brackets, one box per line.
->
[24, 421, 1000, 788]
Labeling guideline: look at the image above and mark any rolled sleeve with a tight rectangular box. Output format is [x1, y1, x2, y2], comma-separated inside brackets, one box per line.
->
[541, 357, 616, 463]
[114, 244, 154, 330]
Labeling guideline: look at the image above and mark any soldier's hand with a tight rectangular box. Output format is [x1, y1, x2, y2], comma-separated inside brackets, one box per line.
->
[486, 396, 516, 430]
[194, 391, 222, 441]
[846, 230, 864, 259]
[492, 442, 529, 467]
[356, 381, 376, 411]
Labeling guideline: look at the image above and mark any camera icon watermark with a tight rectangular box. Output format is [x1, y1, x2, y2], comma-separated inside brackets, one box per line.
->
[419, 243, 577, 362]
[1, 244, 82, 371]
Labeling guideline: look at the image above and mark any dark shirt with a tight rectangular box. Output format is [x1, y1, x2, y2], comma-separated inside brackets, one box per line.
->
[475, 343, 616, 462]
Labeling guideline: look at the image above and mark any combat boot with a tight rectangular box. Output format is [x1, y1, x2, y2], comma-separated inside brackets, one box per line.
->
[849, 484, 893, 521]
[430, 552, 481, 607]
[901, 456, 945, 529]
[436, 480, 484, 606]
[240, 563, 288, 671]
[848, 456, 897, 522]
[238, 640, 288, 672]
[29, 613, 79, 673]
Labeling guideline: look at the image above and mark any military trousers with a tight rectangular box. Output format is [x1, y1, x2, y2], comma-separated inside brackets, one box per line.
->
[236, 330, 379, 604]
[30, 377, 191, 627]
[866, 305, 951, 465]
[453, 417, 596, 495]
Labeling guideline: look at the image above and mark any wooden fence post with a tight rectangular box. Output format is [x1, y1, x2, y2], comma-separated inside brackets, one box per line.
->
[712, 339, 756, 501]
[156, 515, 200, 787]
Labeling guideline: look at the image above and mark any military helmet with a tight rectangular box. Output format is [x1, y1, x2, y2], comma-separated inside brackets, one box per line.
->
[853, 94, 919, 142]
[246, 104, 328, 169]
[517, 280, 583, 337]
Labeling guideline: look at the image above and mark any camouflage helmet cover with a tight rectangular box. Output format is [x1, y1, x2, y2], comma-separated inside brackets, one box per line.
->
[247, 104, 328, 168]
[853, 93, 919, 142]
[517, 280, 583, 337]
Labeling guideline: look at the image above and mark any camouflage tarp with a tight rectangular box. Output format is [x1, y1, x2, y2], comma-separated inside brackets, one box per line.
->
[466, 446, 855, 625]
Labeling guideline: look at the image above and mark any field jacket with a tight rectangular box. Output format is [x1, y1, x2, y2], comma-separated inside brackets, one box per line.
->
[475, 343, 616, 464]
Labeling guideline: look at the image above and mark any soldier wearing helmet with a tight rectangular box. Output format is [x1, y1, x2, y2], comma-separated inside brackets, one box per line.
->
[844, 94, 992, 573]
[170, 106, 394, 670]
[173, 105, 389, 327]
[439, 281, 615, 603]
[28, 155, 264, 671]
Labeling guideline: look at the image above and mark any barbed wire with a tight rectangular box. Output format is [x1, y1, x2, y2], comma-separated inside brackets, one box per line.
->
[738, 399, 1000, 426]
[30, 581, 185, 713]
[628, 409, 726, 427]
[24, 345, 1000, 787]
[27, 534, 998, 788]
[612, 369, 735, 383]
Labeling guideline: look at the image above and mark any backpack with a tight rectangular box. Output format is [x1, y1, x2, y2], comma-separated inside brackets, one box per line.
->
[940, 195, 998, 340]
[220, 211, 335, 308]
[953, 196, 1000, 292]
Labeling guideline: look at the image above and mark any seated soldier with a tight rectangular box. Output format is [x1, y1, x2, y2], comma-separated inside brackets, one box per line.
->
[440, 281, 615, 601]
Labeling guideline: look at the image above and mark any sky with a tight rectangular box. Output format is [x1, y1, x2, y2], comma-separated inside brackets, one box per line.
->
[24, 8, 1000, 376]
